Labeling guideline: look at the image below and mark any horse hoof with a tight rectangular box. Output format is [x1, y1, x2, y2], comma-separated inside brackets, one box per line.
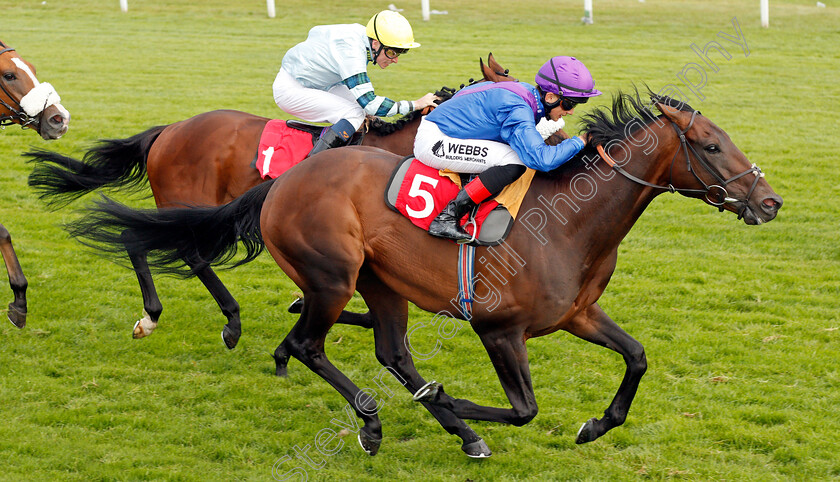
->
[273, 354, 289, 378]
[7, 304, 26, 329]
[357, 430, 382, 456]
[132, 311, 157, 339]
[412, 380, 442, 403]
[461, 438, 492, 458]
[575, 417, 599, 444]
[132, 320, 146, 338]
[288, 297, 303, 314]
[221, 325, 240, 350]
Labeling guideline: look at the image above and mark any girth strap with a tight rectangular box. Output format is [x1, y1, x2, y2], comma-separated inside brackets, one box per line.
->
[457, 243, 476, 320]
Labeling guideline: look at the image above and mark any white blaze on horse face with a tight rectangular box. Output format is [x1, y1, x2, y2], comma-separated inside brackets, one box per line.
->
[10, 57, 39, 86]
[11, 57, 66, 119]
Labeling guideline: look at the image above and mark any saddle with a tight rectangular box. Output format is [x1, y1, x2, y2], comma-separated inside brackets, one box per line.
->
[252, 119, 365, 179]
[385, 156, 535, 246]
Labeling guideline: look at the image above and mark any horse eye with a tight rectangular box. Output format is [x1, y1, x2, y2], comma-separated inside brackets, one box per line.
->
[704, 144, 720, 154]
[2, 72, 15, 81]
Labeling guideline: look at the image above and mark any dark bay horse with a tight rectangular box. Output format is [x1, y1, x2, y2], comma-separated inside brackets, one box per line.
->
[1, 40, 70, 328]
[27, 54, 515, 348]
[68, 91, 782, 456]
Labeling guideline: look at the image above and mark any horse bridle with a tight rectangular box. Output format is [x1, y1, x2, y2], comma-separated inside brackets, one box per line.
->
[596, 110, 765, 219]
[0, 45, 37, 129]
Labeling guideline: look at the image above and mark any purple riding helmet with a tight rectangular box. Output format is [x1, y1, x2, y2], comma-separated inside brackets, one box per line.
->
[535, 56, 601, 116]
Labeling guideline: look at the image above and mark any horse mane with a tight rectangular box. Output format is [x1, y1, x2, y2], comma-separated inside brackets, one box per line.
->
[365, 85, 458, 137]
[366, 109, 425, 136]
[581, 87, 694, 147]
[541, 87, 694, 177]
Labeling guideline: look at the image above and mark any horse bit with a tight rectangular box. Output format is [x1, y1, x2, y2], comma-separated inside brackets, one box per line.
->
[0, 45, 38, 129]
[596, 110, 765, 219]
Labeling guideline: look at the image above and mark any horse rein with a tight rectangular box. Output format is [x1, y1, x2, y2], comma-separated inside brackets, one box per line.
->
[595, 111, 765, 218]
[0, 45, 37, 129]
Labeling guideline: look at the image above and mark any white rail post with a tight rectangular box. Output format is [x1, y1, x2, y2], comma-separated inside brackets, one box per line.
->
[583, 0, 594, 24]
[267, 0, 276, 18]
[120, 0, 128, 12]
[421, 0, 430, 21]
[760, 0, 769, 28]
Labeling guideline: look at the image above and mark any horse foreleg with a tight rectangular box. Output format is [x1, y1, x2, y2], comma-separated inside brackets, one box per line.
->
[564, 302, 646, 444]
[0, 223, 27, 328]
[413, 328, 540, 427]
[288, 297, 373, 329]
[273, 307, 375, 377]
[189, 264, 241, 350]
[121, 229, 162, 339]
[357, 277, 491, 458]
[283, 287, 384, 456]
[276, 295, 373, 376]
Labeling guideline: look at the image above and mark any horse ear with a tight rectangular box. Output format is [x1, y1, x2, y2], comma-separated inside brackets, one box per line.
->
[480, 58, 493, 82]
[654, 102, 692, 131]
[486, 53, 517, 82]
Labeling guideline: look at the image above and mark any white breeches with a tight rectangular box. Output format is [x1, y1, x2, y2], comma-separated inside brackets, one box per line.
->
[413, 117, 525, 174]
[272, 68, 366, 130]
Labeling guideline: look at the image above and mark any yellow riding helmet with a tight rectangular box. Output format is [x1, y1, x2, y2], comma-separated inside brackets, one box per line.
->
[365, 11, 421, 49]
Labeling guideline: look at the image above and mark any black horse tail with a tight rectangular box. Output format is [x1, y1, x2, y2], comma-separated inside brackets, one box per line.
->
[66, 179, 276, 278]
[25, 125, 168, 208]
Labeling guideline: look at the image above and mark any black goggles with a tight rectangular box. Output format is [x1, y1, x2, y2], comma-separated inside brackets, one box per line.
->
[543, 93, 587, 113]
[382, 46, 409, 59]
[560, 96, 588, 110]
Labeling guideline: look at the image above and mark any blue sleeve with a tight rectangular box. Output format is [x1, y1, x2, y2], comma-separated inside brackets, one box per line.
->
[499, 104, 585, 171]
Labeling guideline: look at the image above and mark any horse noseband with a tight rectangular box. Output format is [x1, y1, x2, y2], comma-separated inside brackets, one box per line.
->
[0, 46, 37, 129]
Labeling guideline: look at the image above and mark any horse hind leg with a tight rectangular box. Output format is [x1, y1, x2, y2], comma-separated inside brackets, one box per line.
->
[189, 263, 241, 349]
[563, 303, 646, 444]
[357, 276, 491, 458]
[121, 229, 163, 339]
[0, 224, 27, 328]
[122, 230, 243, 348]
[272, 337, 292, 378]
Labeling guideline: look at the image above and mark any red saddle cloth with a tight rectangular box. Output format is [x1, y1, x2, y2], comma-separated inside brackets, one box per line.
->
[254, 119, 316, 179]
[393, 159, 500, 238]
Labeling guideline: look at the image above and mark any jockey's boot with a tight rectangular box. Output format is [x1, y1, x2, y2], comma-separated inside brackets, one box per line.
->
[428, 189, 476, 243]
[307, 118, 354, 158]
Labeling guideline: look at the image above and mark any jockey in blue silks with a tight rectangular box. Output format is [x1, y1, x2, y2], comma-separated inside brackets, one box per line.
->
[414, 56, 603, 242]
[273, 11, 439, 157]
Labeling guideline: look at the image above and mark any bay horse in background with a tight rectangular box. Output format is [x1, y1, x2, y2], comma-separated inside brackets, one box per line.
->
[26, 54, 517, 347]
[68, 90, 782, 457]
[1, 40, 70, 328]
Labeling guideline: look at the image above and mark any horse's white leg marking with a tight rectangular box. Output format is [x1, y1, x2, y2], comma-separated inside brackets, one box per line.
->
[132, 310, 158, 338]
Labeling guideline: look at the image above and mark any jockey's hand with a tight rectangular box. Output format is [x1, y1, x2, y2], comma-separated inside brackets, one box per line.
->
[578, 132, 591, 145]
[414, 92, 441, 111]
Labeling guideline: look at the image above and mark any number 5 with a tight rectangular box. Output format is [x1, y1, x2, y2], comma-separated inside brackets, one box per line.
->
[405, 174, 439, 219]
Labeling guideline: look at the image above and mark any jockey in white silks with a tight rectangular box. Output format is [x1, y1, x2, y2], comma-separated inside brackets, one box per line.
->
[272, 10, 439, 156]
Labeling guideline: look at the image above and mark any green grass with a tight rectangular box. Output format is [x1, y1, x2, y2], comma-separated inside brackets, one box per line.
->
[2, 0, 839, 480]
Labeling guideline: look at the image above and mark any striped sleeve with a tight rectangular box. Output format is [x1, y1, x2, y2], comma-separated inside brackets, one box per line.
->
[342, 73, 413, 117]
